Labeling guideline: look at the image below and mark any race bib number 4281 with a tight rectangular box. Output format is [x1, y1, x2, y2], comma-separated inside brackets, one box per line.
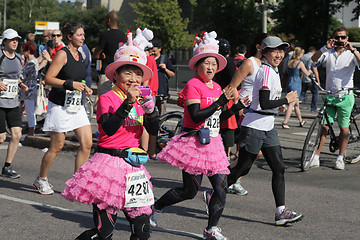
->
[124, 170, 154, 208]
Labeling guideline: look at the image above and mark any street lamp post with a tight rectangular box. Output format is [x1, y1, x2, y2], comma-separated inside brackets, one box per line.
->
[262, 0, 267, 33]
[3, 0, 6, 30]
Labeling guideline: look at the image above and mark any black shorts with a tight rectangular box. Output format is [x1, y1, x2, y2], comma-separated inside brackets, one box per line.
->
[220, 128, 235, 148]
[0, 107, 22, 133]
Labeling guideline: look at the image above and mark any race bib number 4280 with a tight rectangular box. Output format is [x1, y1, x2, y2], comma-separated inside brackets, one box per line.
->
[124, 170, 154, 208]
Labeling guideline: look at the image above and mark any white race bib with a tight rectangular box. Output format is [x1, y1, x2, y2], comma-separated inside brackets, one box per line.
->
[124, 170, 154, 208]
[204, 109, 221, 137]
[64, 90, 82, 113]
[0, 79, 18, 99]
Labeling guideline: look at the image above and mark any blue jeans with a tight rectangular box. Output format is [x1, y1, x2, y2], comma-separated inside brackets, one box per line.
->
[301, 82, 319, 111]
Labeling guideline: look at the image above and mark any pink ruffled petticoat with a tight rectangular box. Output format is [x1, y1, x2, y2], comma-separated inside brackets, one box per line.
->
[61, 152, 153, 218]
[157, 133, 230, 176]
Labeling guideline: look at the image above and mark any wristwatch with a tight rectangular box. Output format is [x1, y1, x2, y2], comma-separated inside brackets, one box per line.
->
[351, 48, 357, 54]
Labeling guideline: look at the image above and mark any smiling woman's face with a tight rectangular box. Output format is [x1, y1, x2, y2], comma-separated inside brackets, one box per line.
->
[263, 48, 285, 68]
[113, 65, 143, 93]
[196, 56, 218, 81]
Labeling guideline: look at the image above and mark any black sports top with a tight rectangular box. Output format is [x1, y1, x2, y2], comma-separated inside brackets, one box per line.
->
[48, 47, 87, 106]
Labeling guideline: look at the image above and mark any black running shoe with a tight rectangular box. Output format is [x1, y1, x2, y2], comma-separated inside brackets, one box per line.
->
[1, 166, 20, 179]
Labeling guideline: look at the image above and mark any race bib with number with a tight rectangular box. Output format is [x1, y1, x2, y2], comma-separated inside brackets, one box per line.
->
[204, 109, 221, 137]
[0, 79, 18, 99]
[124, 170, 154, 208]
[64, 90, 82, 113]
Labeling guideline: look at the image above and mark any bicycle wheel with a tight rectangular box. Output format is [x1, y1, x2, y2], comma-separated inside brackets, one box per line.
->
[85, 97, 94, 120]
[157, 111, 183, 151]
[345, 112, 360, 164]
[300, 117, 323, 171]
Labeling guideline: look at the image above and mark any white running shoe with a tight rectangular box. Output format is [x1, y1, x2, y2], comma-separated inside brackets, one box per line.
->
[335, 158, 345, 170]
[33, 177, 54, 195]
[149, 206, 162, 228]
[203, 226, 228, 240]
[310, 157, 320, 168]
[227, 180, 248, 196]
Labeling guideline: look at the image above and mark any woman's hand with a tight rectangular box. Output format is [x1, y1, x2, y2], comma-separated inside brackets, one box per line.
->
[73, 81, 87, 92]
[84, 86, 93, 97]
[126, 85, 141, 104]
[20, 83, 28, 93]
[240, 95, 251, 108]
[278, 105, 287, 113]
[223, 86, 235, 100]
[286, 91, 298, 104]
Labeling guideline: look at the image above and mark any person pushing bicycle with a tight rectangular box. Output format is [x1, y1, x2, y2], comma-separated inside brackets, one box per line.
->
[310, 26, 360, 170]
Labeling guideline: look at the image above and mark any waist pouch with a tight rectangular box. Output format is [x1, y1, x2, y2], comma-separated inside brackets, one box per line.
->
[181, 127, 210, 145]
[97, 146, 148, 167]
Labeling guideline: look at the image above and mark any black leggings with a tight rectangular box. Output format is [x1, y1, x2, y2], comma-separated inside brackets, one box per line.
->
[91, 204, 150, 240]
[228, 145, 286, 207]
[154, 170, 227, 228]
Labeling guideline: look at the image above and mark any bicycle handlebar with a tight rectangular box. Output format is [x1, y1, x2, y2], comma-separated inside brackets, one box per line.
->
[310, 76, 359, 95]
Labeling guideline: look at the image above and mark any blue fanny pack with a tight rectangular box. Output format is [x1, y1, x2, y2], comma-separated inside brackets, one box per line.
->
[124, 148, 148, 167]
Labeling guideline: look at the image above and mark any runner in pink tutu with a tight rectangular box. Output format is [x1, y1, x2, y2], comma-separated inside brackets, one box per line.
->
[62, 29, 159, 240]
[150, 31, 249, 240]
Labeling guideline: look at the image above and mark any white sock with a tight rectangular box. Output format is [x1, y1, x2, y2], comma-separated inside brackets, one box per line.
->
[39, 176, 48, 181]
[337, 155, 344, 161]
[313, 155, 319, 162]
[276, 205, 286, 215]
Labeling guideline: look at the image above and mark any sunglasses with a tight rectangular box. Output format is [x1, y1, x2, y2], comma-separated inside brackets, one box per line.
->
[334, 35, 347, 40]
[52, 34, 62, 37]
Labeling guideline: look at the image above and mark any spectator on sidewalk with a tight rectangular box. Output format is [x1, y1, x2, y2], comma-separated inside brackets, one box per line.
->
[310, 26, 360, 170]
[93, 10, 127, 110]
[151, 38, 175, 116]
[50, 29, 64, 60]
[300, 46, 320, 112]
[233, 44, 247, 69]
[0, 29, 26, 179]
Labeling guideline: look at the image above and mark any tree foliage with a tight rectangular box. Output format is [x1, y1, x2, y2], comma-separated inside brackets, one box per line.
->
[192, 0, 262, 53]
[130, 0, 192, 51]
[272, 0, 360, 49]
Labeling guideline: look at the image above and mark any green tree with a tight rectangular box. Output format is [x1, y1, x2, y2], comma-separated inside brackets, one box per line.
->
[272, 0, 360, 48]
[192, 0, 262, 53]
[130, 0, 192, 51]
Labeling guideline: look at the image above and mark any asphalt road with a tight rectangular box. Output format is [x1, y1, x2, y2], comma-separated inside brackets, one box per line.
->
[1, 101, 360, 240]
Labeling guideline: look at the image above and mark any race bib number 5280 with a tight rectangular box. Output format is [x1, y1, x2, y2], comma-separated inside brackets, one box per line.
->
[124, 170, 154, 208]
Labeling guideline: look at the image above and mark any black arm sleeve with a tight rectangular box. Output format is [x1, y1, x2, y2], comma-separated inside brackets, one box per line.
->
[187, 94, 229, 123]
[220, 101, 246, 122]
[99, 99, 133, 136]
[259, 89, 288, 110]
[143, 116, 160, 136]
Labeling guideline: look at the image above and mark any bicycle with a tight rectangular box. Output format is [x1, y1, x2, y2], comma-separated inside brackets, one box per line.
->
[156, 111, 184, 151]
[300, 80, 360, 171]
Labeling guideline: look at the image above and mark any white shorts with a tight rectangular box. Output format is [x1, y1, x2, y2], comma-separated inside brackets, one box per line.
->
[43, 101, 90, 133]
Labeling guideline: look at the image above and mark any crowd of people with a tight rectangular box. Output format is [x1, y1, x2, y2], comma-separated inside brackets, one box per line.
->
[0, 9, 359, 239]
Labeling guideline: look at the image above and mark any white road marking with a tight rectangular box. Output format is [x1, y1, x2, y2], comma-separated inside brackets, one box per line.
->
[0, 193, 202, 238]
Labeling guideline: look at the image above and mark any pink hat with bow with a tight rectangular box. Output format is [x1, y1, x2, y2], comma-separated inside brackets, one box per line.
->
[105, 28, 154, 82]
[188, 31, 227, 73]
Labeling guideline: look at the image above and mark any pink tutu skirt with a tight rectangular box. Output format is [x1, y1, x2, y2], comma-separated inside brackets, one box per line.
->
[61, 152, 153, 218]
[157, 133, 230, 176]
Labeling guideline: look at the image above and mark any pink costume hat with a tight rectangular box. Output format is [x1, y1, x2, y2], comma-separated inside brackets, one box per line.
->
[105, 28, 154, 82]
[188, 31, 227, 73]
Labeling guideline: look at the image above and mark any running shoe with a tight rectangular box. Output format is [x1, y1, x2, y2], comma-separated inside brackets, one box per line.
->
[275, 208, 303, 226]
[202, 190, 213, 215]
[310, 157, 320, 168]
[203, 226, 228, 240]
[149, 205, 163, 228]
[335, 158, 345, 170]
[33, 176, 54, 195]
[227, 180, 248, 196]
[1, 166, 20, 179]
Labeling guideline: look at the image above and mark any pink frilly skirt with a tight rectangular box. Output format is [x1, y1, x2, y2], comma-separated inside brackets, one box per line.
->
[61, 152, 153, 218]
[157, 133, 230, 176]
